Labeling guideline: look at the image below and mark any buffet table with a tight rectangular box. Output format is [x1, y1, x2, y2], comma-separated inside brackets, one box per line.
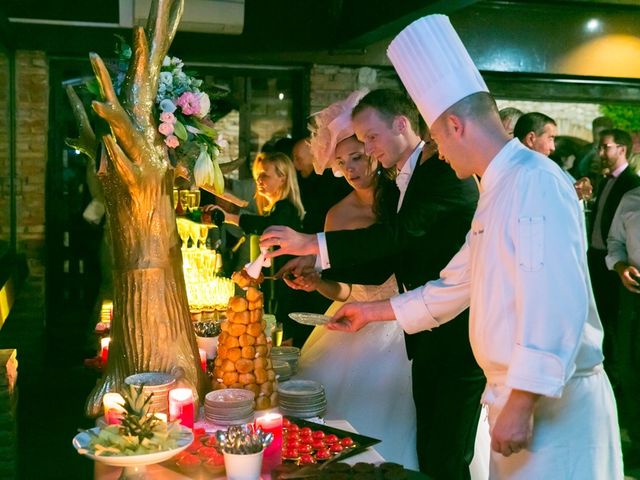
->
[94, 420, 384, 479]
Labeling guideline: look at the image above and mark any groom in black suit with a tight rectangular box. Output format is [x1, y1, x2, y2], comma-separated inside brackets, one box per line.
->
[262, 89, 485, 480]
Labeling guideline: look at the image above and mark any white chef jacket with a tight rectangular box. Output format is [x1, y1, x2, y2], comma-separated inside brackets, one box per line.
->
[391, 139, 622, 478]
[391, 139, 604, 397]
[606, 185, 640, 270]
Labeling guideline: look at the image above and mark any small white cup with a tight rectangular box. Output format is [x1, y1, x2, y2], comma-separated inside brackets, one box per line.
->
[223, 449, 264, 480]
[196, 335, 219, 359]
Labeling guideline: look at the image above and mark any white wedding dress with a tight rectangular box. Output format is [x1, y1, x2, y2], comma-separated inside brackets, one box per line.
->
[297, 275, 419, 470]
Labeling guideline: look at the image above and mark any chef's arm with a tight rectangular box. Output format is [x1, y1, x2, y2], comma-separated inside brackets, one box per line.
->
[392, 236, 472, 334]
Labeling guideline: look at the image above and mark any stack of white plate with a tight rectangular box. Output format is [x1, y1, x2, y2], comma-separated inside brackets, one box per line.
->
[277, 379, 327, 418]
[272, 359, 292, 382]
[271, 346, 300, 375]
[204, 388, 255, 426]
[124, 372, 176, 415]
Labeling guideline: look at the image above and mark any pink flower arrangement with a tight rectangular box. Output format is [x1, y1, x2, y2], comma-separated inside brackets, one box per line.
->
[176, 92, 201, 116]
[158, 122, 174, 136]
[164, 135, 179, 148]
[160, 111, 176, 124]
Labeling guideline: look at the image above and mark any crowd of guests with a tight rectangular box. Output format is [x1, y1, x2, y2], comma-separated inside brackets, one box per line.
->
[175, 15, 639, 480]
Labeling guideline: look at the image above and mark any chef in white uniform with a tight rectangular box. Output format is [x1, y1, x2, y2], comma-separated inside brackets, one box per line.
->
[327, 14, 623, 480]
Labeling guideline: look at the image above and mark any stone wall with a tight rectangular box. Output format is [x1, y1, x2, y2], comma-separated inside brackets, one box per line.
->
[309, 65, 400, 114]
[14, 51, 48, 279]
[495, 99, 601, 142]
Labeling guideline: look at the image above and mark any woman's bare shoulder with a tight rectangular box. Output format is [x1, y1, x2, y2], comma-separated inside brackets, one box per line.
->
[325, 192, 375, 231]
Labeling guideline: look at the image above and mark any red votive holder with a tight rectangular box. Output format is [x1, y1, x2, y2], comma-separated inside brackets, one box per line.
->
[198, 348, 207, 372]
[169, 388, 195, 429]
[100, 337, 111, 364]
[255, 412, 283, 472]
[102, 392, 125, 425]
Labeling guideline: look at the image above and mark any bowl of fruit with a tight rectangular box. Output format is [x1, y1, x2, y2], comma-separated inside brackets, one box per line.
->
[72, 385, 193, 479]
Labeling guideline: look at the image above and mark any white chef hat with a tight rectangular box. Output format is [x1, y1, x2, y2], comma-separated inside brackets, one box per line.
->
[387, 14, 488, 127]
[308, 89, 369, 175]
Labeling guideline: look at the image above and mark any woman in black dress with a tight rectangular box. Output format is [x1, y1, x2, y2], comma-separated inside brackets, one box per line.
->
[209, 151, 311, 346]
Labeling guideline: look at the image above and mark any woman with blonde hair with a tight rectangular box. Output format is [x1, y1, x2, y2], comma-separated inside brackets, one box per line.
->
[206, 150, 311, 346]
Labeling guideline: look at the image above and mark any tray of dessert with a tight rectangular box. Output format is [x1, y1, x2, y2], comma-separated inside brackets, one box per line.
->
[272, 461, 432, 479]
[282, 417, 380, 465]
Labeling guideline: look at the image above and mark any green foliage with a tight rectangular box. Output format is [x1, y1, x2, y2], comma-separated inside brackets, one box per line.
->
[600, 104, 640, 132]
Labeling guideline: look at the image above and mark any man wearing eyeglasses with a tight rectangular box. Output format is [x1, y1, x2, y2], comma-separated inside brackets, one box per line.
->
[588, 128, 640, 424]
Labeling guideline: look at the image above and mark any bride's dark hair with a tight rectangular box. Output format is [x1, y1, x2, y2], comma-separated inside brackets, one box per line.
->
[372, 165, 395, 223]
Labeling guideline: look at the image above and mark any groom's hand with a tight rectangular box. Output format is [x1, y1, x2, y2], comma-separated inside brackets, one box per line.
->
[260, 226, 319, 258]
[328, 300, 395, 332]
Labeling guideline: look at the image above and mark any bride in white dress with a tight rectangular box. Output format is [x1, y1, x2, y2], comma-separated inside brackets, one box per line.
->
[285, 92, 418, 469]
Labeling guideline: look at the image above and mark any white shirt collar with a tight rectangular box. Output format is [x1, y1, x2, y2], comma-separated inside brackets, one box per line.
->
[398, 141, 425, 179]
[610, 162, 628, 178]
[479, 138, 522, 193]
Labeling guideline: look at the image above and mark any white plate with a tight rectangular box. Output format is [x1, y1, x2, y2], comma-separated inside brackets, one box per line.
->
[72, 426, 193, 468]
[278, 379, 324, 396]
[288, 312, 331, 326]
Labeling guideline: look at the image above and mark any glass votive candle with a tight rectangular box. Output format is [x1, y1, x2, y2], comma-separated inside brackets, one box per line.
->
[100, 337, 111, 364]
[255, 413, 283, 472]
[103, 392, 125, 425]
[198, 348, 207, 372]
[169, 388, 195, 429]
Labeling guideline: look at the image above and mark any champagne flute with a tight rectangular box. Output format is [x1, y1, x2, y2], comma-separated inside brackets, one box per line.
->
[187, 192, 197, 212]
[179, 190, 190, 214]
[198, 225, 209, 249]
[172, 188, 179, 210]
[177, 221, 189, 249]
[191, 189, 201, 210]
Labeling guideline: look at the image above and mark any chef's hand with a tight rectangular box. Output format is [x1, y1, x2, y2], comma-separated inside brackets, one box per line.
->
[260, 226, 319, 259]
[328, 300, 395, 333]
[491, 389, 537, 457]
[275, 255, 317, 279]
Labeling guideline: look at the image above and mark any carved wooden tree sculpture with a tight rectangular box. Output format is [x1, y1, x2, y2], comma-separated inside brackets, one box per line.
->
[74, 0, 206, 416]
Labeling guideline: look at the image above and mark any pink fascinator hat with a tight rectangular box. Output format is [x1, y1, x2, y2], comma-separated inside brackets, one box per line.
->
[308, 89, 369, 175]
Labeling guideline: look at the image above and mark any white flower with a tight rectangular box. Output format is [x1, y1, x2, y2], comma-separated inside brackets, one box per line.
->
[159, 71, 173, 87]
[162, 56, 171, 67]
[196, 92, 211, 118]
[159, 99, 177, 113]
[185, 125, 202, 134]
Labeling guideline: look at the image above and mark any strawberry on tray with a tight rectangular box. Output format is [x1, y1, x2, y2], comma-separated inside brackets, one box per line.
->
[282, 416, 380, 465]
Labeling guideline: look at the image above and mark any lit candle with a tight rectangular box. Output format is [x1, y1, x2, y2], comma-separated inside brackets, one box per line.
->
[103, 393, 125, 425]
[168, 388, 195, 429]
[100, 337, 111, 364]
[255, 413, 283, 472]
[199, 348, 207, 372]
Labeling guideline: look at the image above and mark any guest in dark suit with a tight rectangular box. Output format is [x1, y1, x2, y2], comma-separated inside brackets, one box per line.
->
[587, 128, 640, 385]
[261, 89, 485, 480]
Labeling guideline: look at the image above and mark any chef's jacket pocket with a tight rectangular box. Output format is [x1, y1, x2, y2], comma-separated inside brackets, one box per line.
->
[518, 216, 544, 272]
